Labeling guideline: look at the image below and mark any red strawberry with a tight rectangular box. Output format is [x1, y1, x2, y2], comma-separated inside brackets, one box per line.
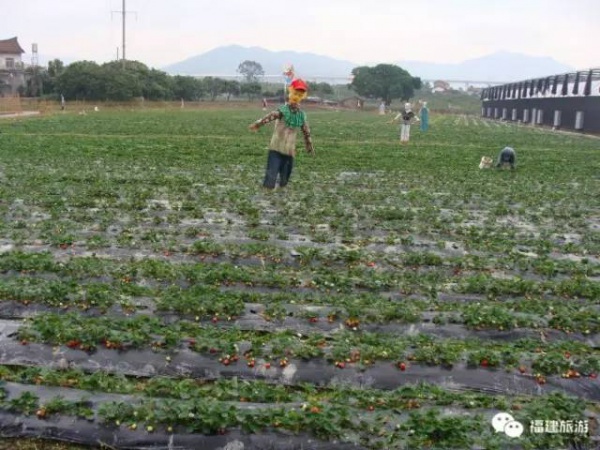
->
[264, 362, 271, 369]
[398, 362, 407, 371]
[590, 373, 597, 379]
[480, 359, 489, 367]
[518, 366, 527, 374]
[66, 340, 80, 349]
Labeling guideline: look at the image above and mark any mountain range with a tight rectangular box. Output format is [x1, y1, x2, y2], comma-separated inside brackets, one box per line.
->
[162, 45, 574, 83]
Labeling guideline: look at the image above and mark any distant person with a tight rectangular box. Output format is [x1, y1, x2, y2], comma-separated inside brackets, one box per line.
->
[419, 101, 429, 131]
[60, 94, 65, 111]
[262, 98, 268, 111]
[479, 147, 516, 170]
[378, 101, 386, 115]
[249, 79, 315, 190]
[496, 146, 516, 169]
[389, 103, 419, 144]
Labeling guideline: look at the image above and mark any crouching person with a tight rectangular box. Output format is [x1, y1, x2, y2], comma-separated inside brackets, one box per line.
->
[496, 146, 516, 169]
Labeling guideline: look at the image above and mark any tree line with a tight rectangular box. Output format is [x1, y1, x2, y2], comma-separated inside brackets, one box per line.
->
[22, 59, 260, 102]
[20, 58, 421, 105]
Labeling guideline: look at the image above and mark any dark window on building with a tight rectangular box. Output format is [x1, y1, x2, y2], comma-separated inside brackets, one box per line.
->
[5, 58, 15, 69]
[584, 70, 593, 96]
[543, 77, 551, 93]
[572, 72, 580, 95]
[552, 76, 559, 95]
[561, 74, 569, 96]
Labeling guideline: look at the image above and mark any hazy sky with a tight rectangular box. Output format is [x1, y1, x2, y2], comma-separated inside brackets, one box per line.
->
[2, 0, 598, 71]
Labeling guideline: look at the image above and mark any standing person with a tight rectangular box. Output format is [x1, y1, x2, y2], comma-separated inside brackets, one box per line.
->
[419, 101, 429, 131]
[60, 94, 66, 111]
[249, 79, 315, 190]
[378, 101, 386, 115]
[389, 103, 419, 144]
[262, 98, 268, 111]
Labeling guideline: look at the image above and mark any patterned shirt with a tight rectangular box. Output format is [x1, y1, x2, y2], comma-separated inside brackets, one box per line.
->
[252, 104, 314, 157]
[394, 110, 416, 125]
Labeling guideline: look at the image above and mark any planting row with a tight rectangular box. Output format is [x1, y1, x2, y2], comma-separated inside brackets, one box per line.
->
[0, 272, 599, 331]
[7, 313, 600, 379]
[1, 251, 599, 302]
[0, 376, 595, 450]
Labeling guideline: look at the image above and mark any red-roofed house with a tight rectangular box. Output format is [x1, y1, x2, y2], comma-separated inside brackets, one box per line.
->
[432, 80, 451, 93]
[0, 37, 26, 96]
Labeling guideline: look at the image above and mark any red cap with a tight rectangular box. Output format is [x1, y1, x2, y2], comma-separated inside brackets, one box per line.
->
[290, 79, 308, 92]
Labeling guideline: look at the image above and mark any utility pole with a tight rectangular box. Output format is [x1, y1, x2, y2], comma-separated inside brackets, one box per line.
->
[122, 0, 126, 65]
[111, 0, 136, 68]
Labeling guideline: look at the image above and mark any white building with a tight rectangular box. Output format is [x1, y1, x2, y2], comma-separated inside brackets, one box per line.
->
[0, 37, 26, 96]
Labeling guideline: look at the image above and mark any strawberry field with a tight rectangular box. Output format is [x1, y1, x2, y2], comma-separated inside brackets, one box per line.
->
[0, 108, 599, 449]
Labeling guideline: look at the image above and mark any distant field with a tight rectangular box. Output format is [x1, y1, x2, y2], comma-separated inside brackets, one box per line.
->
[0, 109, 598, 449]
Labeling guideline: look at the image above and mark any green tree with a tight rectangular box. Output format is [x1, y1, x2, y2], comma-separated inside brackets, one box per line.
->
[143, 70, 172, 100]
[172, 75, 203, 101]
[47, 59, 64, 79]
[45, 59, 65, 96]
[57, 61, 104, 101]
[240, 81, 262, 101]
[307, 82, 334, 99]
[223, 80, 241, 101]
[202, 77, 228, 101]
[350, 64, 421, 105]
[100, 60, 173, 101]
[100, 61, 142, 101]
[237, 60, 264, 83]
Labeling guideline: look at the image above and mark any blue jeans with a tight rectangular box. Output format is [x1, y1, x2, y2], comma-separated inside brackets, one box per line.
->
[263, 150, 294, 189]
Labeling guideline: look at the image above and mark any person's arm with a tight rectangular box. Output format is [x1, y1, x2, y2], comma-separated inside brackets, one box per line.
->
[388, 113, 401, 124]
[301, 121, 315, 155]
[249, 110, 282, 131]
